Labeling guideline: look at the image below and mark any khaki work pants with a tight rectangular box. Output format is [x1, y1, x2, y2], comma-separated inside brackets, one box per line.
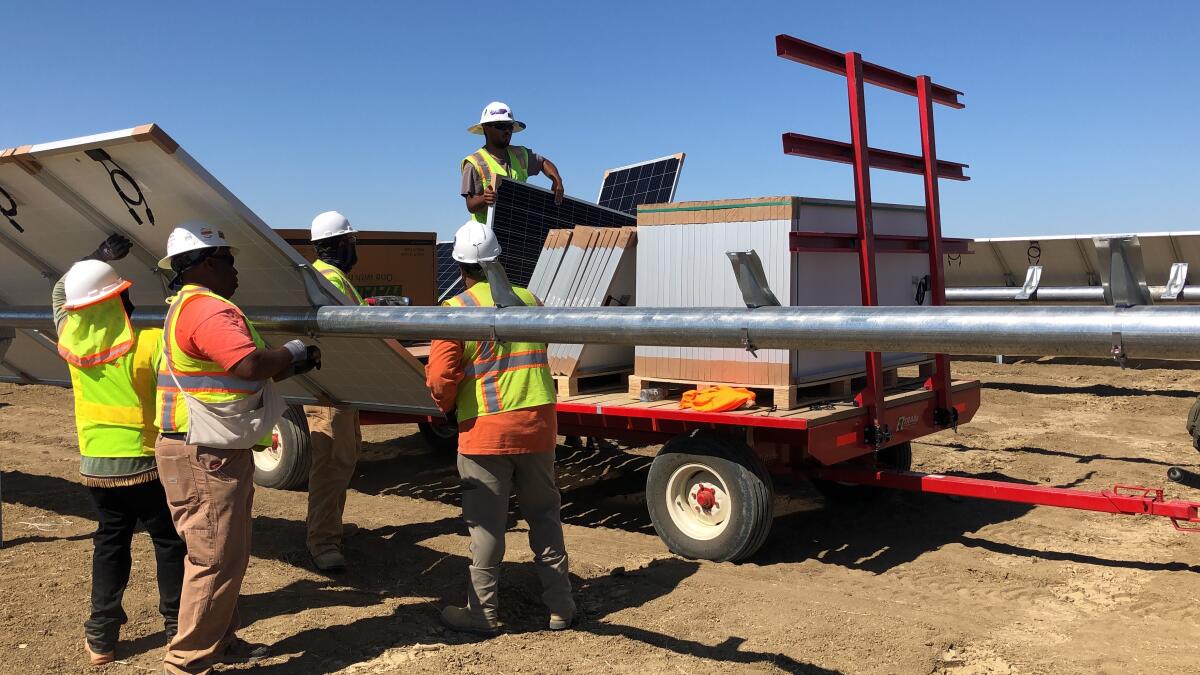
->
[155, 436, 255, 675]
[304, 405, 362, 556]
[457, 451, 574, 620]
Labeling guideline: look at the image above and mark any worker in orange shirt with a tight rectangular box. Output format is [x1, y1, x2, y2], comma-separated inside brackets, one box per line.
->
[155, 221, 321, 674]
[426, 221, 575, 635]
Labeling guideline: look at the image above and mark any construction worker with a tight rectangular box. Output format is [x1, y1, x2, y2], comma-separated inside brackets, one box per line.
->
[462, 101, 565, 222]
[305, 210, 364, 573]
[52, 235, 185, 666]
[154, 221, 321, 674]
[426, 221, 575, 635]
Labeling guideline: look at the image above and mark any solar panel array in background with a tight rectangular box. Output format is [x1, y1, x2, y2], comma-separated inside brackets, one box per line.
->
[598, 154, 685, 215]
[490, 179, 635, 289]
[435, 241, 464, 302]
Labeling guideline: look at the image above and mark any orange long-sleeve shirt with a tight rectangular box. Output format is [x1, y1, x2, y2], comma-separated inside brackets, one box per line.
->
[426, 339, 557, 455]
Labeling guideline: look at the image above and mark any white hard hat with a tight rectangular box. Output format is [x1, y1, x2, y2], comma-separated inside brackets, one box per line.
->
[157, 220, 238, 269]
[311, 210, 356, 242]
[452, 220, 502, 263]
[468, 101, 526, 135]
[62, 260, 132, 310]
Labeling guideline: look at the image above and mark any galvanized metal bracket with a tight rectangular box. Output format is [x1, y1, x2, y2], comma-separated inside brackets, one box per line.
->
[1014, 265, 1043, 300]
[740, 327, 759, 358]
[297, 263, 343, 310]
[1162, 262, 1189, 301]
[1095, 236, 1153, 307]
[1111, 330, 1127, 368]
[726, 250, 781, 309]
[479, 261, 525, 308]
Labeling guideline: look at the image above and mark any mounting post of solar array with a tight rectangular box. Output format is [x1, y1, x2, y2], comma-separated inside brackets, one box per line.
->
[726, 250, 782, 308]
[479, 260, 525, 308]
[1014, 266, 1043, 301]
[1095, 236, 1154, 307]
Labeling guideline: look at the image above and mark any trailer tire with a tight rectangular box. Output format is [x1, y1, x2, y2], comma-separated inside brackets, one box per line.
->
[253, 405, 311, 490]
[646, 431, 774, 563]
[418, 419, 459, 453]
[813, 441, 913, 502]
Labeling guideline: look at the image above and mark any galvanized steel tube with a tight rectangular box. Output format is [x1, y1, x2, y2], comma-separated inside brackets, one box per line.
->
[5, 304, 1200, 361]
[947, 285, 1200, 303]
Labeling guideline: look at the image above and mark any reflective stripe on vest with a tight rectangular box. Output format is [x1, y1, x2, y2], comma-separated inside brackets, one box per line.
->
[442, 281, 555, 421]
[462, 146, 530, 223]
[313, 259, 365, 305]
[61, 302, 162, 459]
[154, 285, 268, 441]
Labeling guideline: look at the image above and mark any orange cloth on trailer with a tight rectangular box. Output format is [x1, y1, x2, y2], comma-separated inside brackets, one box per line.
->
[679, 386, 756, 413]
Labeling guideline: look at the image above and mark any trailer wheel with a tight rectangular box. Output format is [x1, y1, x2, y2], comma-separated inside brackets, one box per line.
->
[254, 405, 311, 490]
[646, 431, 774, 563]
[813, 441, 913, 502]
[418, 417, 459, 453]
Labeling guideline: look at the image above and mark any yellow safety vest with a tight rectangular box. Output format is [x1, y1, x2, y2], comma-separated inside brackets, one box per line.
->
[155, 284, 271, 446]
[462, 146, 530, 223]
[313, 259, 365, 305]
[442, 281, 555, 422]
[57, 295, 161, 477]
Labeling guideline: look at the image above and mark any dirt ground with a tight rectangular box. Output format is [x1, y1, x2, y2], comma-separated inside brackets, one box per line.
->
[2, 359, 1200, 674]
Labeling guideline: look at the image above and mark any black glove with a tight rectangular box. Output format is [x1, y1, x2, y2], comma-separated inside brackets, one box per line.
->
[369, 295, 411, 307]
[86, 234, 132, 262]
[292, 345, 322, 375]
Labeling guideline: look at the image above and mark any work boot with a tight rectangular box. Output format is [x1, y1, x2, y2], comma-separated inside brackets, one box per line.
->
[84, 639, 115, 666]
[548, 610, 576, 631]
[439, 606, 500, 637]
[312, 548, 347, 573]
[217, 637, 271, 663]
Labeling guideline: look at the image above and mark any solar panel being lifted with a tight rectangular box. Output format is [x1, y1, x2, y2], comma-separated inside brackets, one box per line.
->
[597, 153, 685, 215]
[487, 178, 635, 289]
[435, 241, 464, 302]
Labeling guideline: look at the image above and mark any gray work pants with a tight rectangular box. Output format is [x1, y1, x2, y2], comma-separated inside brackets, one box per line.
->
[457, 451, 574, 620]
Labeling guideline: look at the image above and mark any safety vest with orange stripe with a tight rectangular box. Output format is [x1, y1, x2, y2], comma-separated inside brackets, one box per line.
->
[154, 284, 271, 446]
[313, 259, 365, 305]
[442, 281, 555, 422]
[462, 146, 530, 223]
[57, 294, 162, 483]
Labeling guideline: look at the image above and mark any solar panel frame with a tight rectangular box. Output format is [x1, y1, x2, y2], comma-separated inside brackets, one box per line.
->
[597, 153, 686, 215]
[0, 125, 440, 415]
[487, 179, 635, 290]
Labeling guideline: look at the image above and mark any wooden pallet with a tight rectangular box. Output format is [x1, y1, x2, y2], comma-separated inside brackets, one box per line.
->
[553, 367, 632, 398]
[627, 368, 902, 410]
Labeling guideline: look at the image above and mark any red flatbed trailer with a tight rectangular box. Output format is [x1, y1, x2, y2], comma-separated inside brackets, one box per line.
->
[260, 36, 1200, 563]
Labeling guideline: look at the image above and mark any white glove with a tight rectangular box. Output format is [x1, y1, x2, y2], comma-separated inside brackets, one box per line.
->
[282, 339, 307, 363]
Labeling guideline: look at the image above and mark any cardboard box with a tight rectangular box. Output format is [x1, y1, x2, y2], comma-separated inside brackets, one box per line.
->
[275, 229, 437, 306]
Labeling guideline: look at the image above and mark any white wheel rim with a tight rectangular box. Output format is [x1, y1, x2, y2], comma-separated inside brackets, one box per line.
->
[664, 462, 732, 541]
[254, 428, 284, 472]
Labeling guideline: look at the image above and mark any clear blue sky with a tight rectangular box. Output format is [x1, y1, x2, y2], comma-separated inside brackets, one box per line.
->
[4, 1, 1197, 240]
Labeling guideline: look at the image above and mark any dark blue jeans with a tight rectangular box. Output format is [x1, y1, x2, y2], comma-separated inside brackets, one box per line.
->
[86, 480, 185, 652]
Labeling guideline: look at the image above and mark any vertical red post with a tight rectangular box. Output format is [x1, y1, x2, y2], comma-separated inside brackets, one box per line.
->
[916, 75, 953, 416]
[844, 52, 886, 437]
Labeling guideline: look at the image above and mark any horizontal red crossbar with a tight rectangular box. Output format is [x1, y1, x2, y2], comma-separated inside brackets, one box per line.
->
[776, 34, 964, 109]
[812, 467, 1200, 531]
[783, 133, 969, 181]
[791, 231, 973, 254]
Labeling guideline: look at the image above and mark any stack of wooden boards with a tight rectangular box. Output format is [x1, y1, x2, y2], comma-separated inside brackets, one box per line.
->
[528, 226, 637, 392]
[632, 196, 931, 409]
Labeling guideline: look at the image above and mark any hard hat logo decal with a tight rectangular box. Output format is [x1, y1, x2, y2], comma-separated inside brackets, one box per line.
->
[200, 228, 213, 237]
[490, 108, 508, 115]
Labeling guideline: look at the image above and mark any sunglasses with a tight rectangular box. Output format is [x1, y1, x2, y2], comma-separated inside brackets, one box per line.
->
[486, 123, 514, 132]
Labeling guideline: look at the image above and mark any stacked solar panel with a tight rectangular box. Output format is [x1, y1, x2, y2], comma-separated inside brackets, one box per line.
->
[435, 241, 464, 302]
[489, 179, 635, 289]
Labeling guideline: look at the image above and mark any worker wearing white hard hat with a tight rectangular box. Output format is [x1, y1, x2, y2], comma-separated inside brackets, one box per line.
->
[155, 220, 322, 672]
[427, 220, 575, 636]
[51, 236, 185, 666]
[302, 210, 366, 574]
[462, 101, 566, 224]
